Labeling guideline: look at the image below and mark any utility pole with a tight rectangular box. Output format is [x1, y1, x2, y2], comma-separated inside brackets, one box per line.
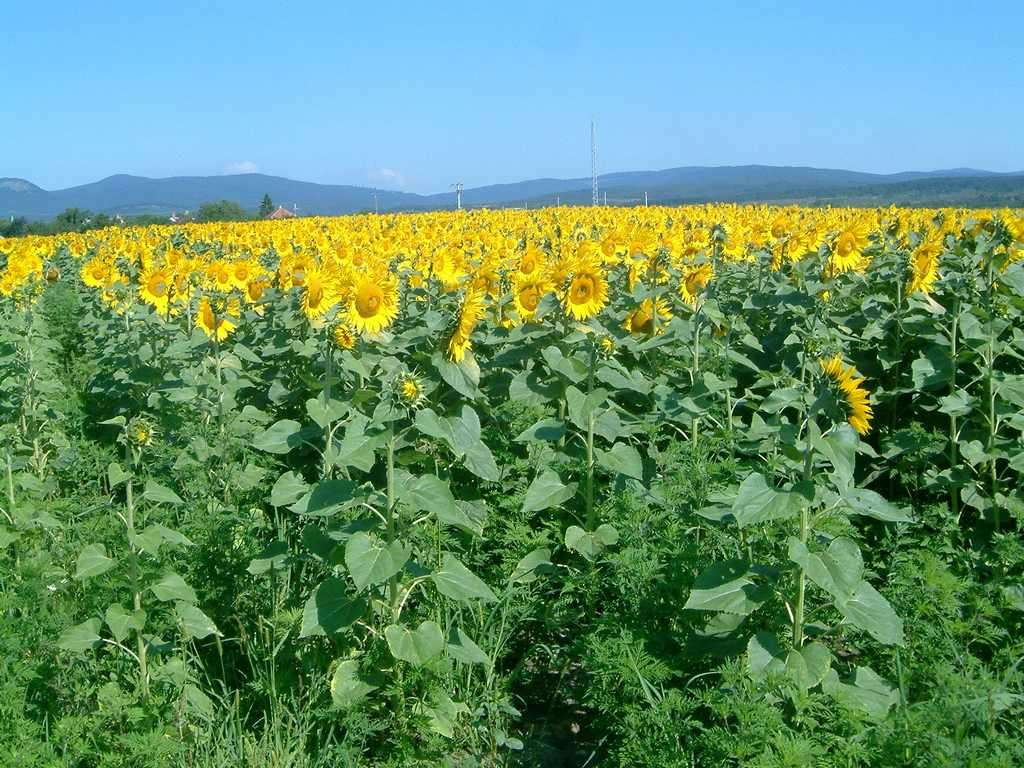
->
[373, 191, 379, 214]
[591, 120, 598, 207]
[644, 191, 648, 207]
[603, 191, 607, 206]
[451, 182, 464, 210]
[556, 195, 560, 207]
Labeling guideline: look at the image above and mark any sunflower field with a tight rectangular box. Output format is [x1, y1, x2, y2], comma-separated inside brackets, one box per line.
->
[2, 204, 1023, 767]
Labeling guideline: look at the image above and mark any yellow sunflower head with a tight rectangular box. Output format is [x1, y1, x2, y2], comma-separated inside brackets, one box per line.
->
[349, 273, 398, 334]
[623, 297, 671, 337]
[819, 355, 873, 436]
[563, 263, 608, 321]
[332, 321, 356, 350]
[196, 296, 238, 342]
[447, 287, 486, 362]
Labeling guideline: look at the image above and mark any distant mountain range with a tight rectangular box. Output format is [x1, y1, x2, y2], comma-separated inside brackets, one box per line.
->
[3, 165, 1024, 220]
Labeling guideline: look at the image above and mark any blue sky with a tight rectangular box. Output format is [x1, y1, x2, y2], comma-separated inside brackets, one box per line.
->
[3, 1, 1022, 193]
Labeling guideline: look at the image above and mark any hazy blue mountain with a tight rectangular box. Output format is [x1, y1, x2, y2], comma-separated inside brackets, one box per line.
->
[2, 166, 1023, 220]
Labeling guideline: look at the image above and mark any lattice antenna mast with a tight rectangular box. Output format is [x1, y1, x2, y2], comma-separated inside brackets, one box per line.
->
[591, 121, 598, 206]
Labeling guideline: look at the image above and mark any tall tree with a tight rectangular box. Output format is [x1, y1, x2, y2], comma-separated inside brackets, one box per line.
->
[259, 194, 274, 217]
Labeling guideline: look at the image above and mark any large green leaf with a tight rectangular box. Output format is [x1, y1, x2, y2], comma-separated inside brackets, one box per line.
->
[58, 618, 103, 653]
[385, 620, 445, 666]
[685, 560, 770, 616]
[509, 547, 553, 584]
[330, 659, 376, 708]
[270, 471, 309, 507]
[300, 577, 366, 637]
[247, 540, 290, 575]
[732, 473, 804, 528]
[514, 418, 566, 443]
[595, 443, 644, 480]
[134, 523, 193, 557]
[431, 554, 497, 603]
[446, 626, 490, 666]
[176, 602, 219, 640]
[143, 480, 184, 506]
[150, 572, 198, 603]
[253, 419, 311, 454]
[74, 543, 116, 580]
[822, 666, 899, 720]
[423, 691, 470, 739]
[789, 537, 903, 645]
[290, 479, 358, 516]
[399, 474, 458, 521]
[564, 524, 619, 562]
[331, 414, 379, 472]
[105, 604, 145, 643]
[841, 488, 914, 523]
[344, 532, 409, 592]
[521, 470, 577, 513]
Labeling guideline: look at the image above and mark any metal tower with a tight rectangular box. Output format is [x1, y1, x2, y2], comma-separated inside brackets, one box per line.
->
[451, 182, 464, 210]
[591, 121, 598, 206]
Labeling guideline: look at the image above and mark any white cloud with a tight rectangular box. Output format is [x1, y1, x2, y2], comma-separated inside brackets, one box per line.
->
[368, 167, 406, 189]
[224, 160, 259, 174]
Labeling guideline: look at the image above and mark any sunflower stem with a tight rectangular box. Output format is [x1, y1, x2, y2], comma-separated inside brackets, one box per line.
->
[585, 341, 597, 530]
[386, 429, 399, 615]
[123, 452, 149, 698]
[949, 297, 960, 523]
[792, 419, 815, 650]
[985, 253, 1000, 532]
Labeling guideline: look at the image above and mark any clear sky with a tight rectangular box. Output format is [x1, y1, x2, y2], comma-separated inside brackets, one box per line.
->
[3, 1, 1022, 193]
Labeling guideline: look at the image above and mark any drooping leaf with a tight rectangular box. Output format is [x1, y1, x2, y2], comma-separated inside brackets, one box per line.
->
[514, 418, 566, 443]
[270, 471, 309, 507]
[253, 419, 309, 454]
[521, 470, 577, 513]
[330, 659, 376, 708]
[176, 601, 219, 639]
[74, 543, 116, 580]
[300, 577, 366, 637]
[564, 524, 619, 562]
[385, 620, 445, 666]
[57, 618, 103, 653]
[431, 554, 497, 603]
[509, 547, 553, 584]
[105, 604, 145, 643]
[841, 488, 914, 523]
[685, 560, 770, 616]
[446, 626, 490, 666]
[595, 443, 644, 480]
[150, 572, 198, 603]
[247, 540, 290, 575]
[822, 665, 899, 720]
[143, 479, 184, 506]
[732, 473, 804, 528]
[344, 532, 409, 592]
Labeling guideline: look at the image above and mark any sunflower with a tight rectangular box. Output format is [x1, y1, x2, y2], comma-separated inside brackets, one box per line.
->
[139, 266, 174, 315]
[563, 262, 608, 320]
[819, 355, 873, 436]
[679, 262, 713, 306]
[908, 231, 943, 295]
[447, 287, 486, 362]
[196, 297, 238, 342]
[301, 265, 341, 323]
[830, 219, 872, 274]
[395, 371, 427, 409]
[513, 277, 549, 322]
[623, 297, 671, 336]
[348, 273, 398, 334]
[81, 257, 113, 289]
[333, 321, 357, 350]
